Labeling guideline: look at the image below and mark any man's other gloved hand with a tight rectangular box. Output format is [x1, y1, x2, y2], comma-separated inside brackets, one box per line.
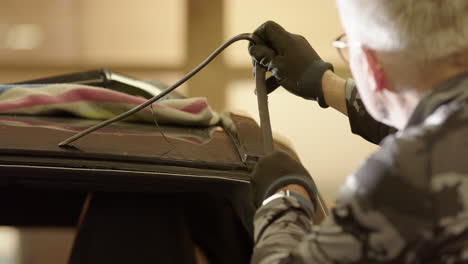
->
[249, 21, 333, 108]
[251, 151, 318, 210]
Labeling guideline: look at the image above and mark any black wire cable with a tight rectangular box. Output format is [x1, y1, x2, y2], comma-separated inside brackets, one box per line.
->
[58, 33, 255, 147]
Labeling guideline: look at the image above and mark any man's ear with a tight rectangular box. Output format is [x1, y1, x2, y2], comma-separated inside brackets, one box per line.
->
[362, 47, 389, 92]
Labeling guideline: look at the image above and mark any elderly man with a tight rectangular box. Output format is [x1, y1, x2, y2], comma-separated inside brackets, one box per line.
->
[248, 1, 468, 263]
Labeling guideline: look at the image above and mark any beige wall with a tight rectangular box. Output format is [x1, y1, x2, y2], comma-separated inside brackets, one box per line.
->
[223, 0, 345, 67]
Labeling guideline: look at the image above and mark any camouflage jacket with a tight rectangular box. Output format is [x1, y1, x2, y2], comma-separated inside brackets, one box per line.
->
[252, 71, 468, 264]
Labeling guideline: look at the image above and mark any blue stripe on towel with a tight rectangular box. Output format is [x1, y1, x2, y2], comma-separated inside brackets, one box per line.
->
[0, 84, 52, 95]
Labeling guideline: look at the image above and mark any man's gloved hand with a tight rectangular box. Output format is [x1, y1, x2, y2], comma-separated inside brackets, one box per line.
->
[249, 21, 333, 108]
[251, 151, 318, 210]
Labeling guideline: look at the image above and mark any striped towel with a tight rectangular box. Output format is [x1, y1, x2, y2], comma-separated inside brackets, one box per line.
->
[0, 84, 220, 126]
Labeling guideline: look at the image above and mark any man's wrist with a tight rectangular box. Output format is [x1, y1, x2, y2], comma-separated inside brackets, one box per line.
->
[263, 187, 315, 217]
[321, 70, 348, 115]
[299, 61, 333, 107]
[275, 184, 311, 201]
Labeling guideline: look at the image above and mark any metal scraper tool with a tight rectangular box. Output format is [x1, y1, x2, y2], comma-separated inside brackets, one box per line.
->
[255, 63, 274, 155]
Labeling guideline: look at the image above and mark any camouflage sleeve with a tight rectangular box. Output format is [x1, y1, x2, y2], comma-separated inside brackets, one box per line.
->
[345, 79, 396, 144]
[251, 198, 407, 264]
[251, 137, 426, 264]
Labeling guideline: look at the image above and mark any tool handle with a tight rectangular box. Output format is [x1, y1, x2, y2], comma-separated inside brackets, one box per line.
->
[255, 64, 274, 154]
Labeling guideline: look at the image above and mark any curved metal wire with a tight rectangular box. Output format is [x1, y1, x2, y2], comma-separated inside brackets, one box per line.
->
[58, 33, 255, 147]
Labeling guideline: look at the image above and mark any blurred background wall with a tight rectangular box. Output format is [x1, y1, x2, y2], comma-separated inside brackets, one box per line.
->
[0, 0, 378, 263]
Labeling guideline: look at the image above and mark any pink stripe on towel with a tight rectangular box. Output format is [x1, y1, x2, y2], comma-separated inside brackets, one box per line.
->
[0, 84, 220, 126]
[180, 99, 208, 114]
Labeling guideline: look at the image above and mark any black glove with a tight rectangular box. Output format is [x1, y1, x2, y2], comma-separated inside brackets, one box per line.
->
[250, 151, 318, 210]
[249, 21, 333, 108]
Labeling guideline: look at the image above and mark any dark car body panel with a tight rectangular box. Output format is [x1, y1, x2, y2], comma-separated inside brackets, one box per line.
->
[0, 113, 269, 227]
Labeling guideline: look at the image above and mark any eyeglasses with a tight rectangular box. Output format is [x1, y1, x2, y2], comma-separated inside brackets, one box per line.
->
[332, 33, 360, 64]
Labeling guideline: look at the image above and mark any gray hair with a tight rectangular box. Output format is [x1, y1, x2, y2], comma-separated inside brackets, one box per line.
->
[336, 0, 468, 60]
